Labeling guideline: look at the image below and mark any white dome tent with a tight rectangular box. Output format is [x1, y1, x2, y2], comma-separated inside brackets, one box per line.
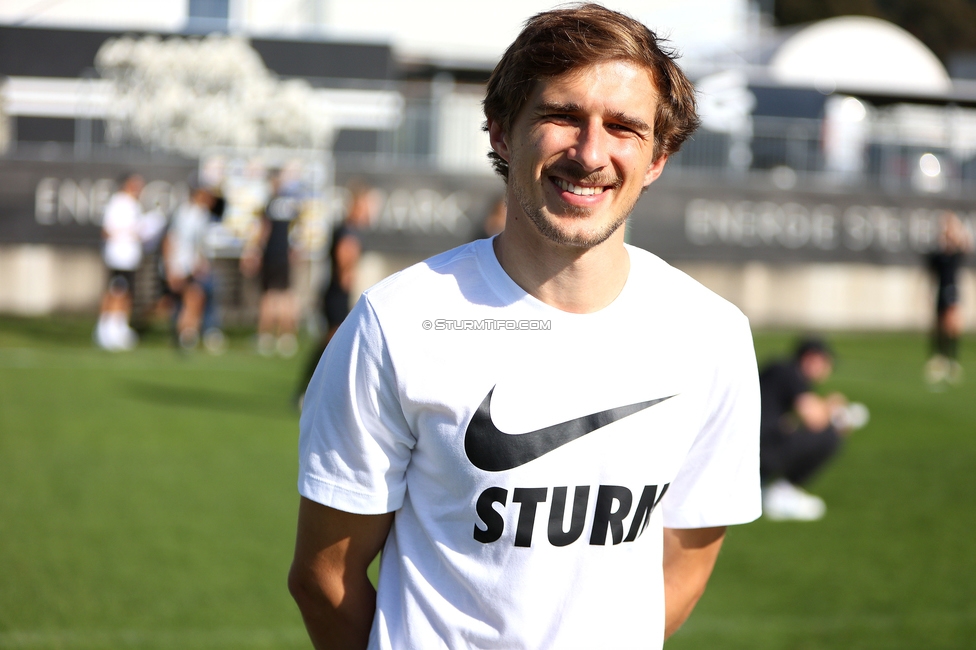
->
[769, 16, 951, 97]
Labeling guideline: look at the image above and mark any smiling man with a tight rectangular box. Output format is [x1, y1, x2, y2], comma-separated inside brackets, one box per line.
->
[289, 5, 761, 649]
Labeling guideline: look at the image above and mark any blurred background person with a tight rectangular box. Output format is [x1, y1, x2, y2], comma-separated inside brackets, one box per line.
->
[94, 172, 146, 351]
[925, 211, 973, 386]
[200, 183, 228, 353]
[163, 183, 223, 352]
[295, 182, 374, 406]
[241, 170, 301, 357]
[128, 196, 169, 334]
[760, 337, 868, 521]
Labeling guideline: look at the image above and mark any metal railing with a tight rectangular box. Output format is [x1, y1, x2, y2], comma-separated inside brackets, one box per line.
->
[359, 93, 976, 196]
[6, 78, 976, 198]
[667, 116, 976, 196]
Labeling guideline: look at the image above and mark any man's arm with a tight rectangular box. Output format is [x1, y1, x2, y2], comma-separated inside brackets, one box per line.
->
[239, 218, 270, 277]
[794, 392, 832, 432]
[795, 391, 857, 434]
[288, 497, 394, 650]
[160, 234, 184, 292]
[662, 526, 726, 640]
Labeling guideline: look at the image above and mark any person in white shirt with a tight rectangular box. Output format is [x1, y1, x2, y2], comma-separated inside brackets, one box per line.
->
[163, 184, 216, 350]
[95, 172, 145, 351]
[289, 5, 762, 649]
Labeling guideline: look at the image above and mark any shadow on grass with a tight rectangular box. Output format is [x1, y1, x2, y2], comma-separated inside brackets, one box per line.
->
[122, 379, 295, 418]
[0, 314, 97, 347]
[0, 315, 261, 351]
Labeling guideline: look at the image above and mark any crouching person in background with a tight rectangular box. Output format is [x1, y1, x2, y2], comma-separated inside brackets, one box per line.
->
[760, 337, 869, 521]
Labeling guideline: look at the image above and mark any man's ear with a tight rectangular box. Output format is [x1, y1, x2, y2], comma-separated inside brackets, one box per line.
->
[643, 154, 668, 187]
[487, 118, 511, 163]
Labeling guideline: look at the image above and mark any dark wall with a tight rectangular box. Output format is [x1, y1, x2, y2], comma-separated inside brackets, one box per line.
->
[751, 86, 826, 119]
[251, 38, 393, 80]
[333, 129, 381, 154]
[0, 25, 394, 81]
[14, 117, 76, 143]
[0, 25, 113, 77]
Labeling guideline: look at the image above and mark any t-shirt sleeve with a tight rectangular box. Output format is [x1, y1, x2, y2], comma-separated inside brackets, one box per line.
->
[297, 294, 415, 514]
[661, 311, 762, 529]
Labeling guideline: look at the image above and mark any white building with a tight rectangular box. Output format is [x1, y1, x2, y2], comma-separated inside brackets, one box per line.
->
[0, 0, 759, 63]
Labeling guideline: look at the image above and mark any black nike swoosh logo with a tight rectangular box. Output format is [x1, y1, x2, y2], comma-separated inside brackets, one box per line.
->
[464, 387, 674, 472]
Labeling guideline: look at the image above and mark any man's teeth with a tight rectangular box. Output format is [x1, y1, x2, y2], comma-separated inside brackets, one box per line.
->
[554, 178, 605, 196]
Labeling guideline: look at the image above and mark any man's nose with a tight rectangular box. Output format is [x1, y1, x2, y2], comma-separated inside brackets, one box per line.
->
[567, 121, 611, 172]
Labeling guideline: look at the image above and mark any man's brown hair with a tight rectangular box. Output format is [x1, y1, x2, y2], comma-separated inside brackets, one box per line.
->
[483, 3, 700, 180]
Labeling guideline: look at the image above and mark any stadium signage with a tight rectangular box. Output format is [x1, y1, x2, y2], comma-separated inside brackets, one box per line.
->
[33, 177, 187, 227]
[0, 159, 195, 246]
[683, 198, 965, 254]
[5, 160, 975, 267]
[625, 176, 976, 265]
[34, 177, 116, 226]
[369, 187, 474, 236]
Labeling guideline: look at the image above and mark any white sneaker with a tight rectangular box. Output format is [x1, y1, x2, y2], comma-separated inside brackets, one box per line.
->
[256, 333, 276, 357]
[95, 313, 137, 351]
[762, 480, 826, 521]
[117, 324, 137, 351]
[925, 355, 949, 385]
[203, 328, 226, 355]
[178, 328, 199, 350]
[94, 315, 113, 350]
[276, 333, 298, 358]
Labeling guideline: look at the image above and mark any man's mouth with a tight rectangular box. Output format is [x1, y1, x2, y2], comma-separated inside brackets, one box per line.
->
[552, 178, 609, 196]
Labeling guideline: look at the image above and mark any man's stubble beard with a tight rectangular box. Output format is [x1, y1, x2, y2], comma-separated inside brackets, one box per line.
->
[511, 170, 640, 249]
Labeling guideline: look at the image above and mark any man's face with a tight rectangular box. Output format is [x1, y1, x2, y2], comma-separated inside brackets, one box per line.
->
[488, 59, 667, 249]
[124, 176, 145, 199]
[800, 352, 833, 384]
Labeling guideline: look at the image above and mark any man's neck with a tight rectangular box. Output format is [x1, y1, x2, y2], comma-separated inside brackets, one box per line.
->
[492, 220, 630, 314]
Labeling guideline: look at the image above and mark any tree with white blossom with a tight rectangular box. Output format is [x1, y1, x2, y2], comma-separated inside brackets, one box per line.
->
[96, 34, 333, 156]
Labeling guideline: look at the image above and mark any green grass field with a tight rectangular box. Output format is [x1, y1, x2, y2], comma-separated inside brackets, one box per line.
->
[1, 317, 973, 649]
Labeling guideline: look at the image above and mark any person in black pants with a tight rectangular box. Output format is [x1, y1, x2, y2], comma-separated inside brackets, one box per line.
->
[925, 211, 973, 386]
[296, 184, 374, 406]
[241, 170, 302, 357]
[760, 337, 867, 521]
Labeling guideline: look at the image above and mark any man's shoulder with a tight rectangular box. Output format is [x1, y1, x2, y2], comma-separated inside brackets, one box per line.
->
[362, 239, 490, 308]
[627, 245, 747, 323]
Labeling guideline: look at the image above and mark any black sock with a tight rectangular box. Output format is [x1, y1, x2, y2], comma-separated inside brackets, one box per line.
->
[945, 335, 959, 360]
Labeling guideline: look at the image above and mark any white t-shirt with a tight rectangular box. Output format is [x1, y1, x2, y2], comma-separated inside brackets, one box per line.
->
[298, 238, 761, 650]
[166, 202, 210, 278]
[101, 192, 144, 271]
